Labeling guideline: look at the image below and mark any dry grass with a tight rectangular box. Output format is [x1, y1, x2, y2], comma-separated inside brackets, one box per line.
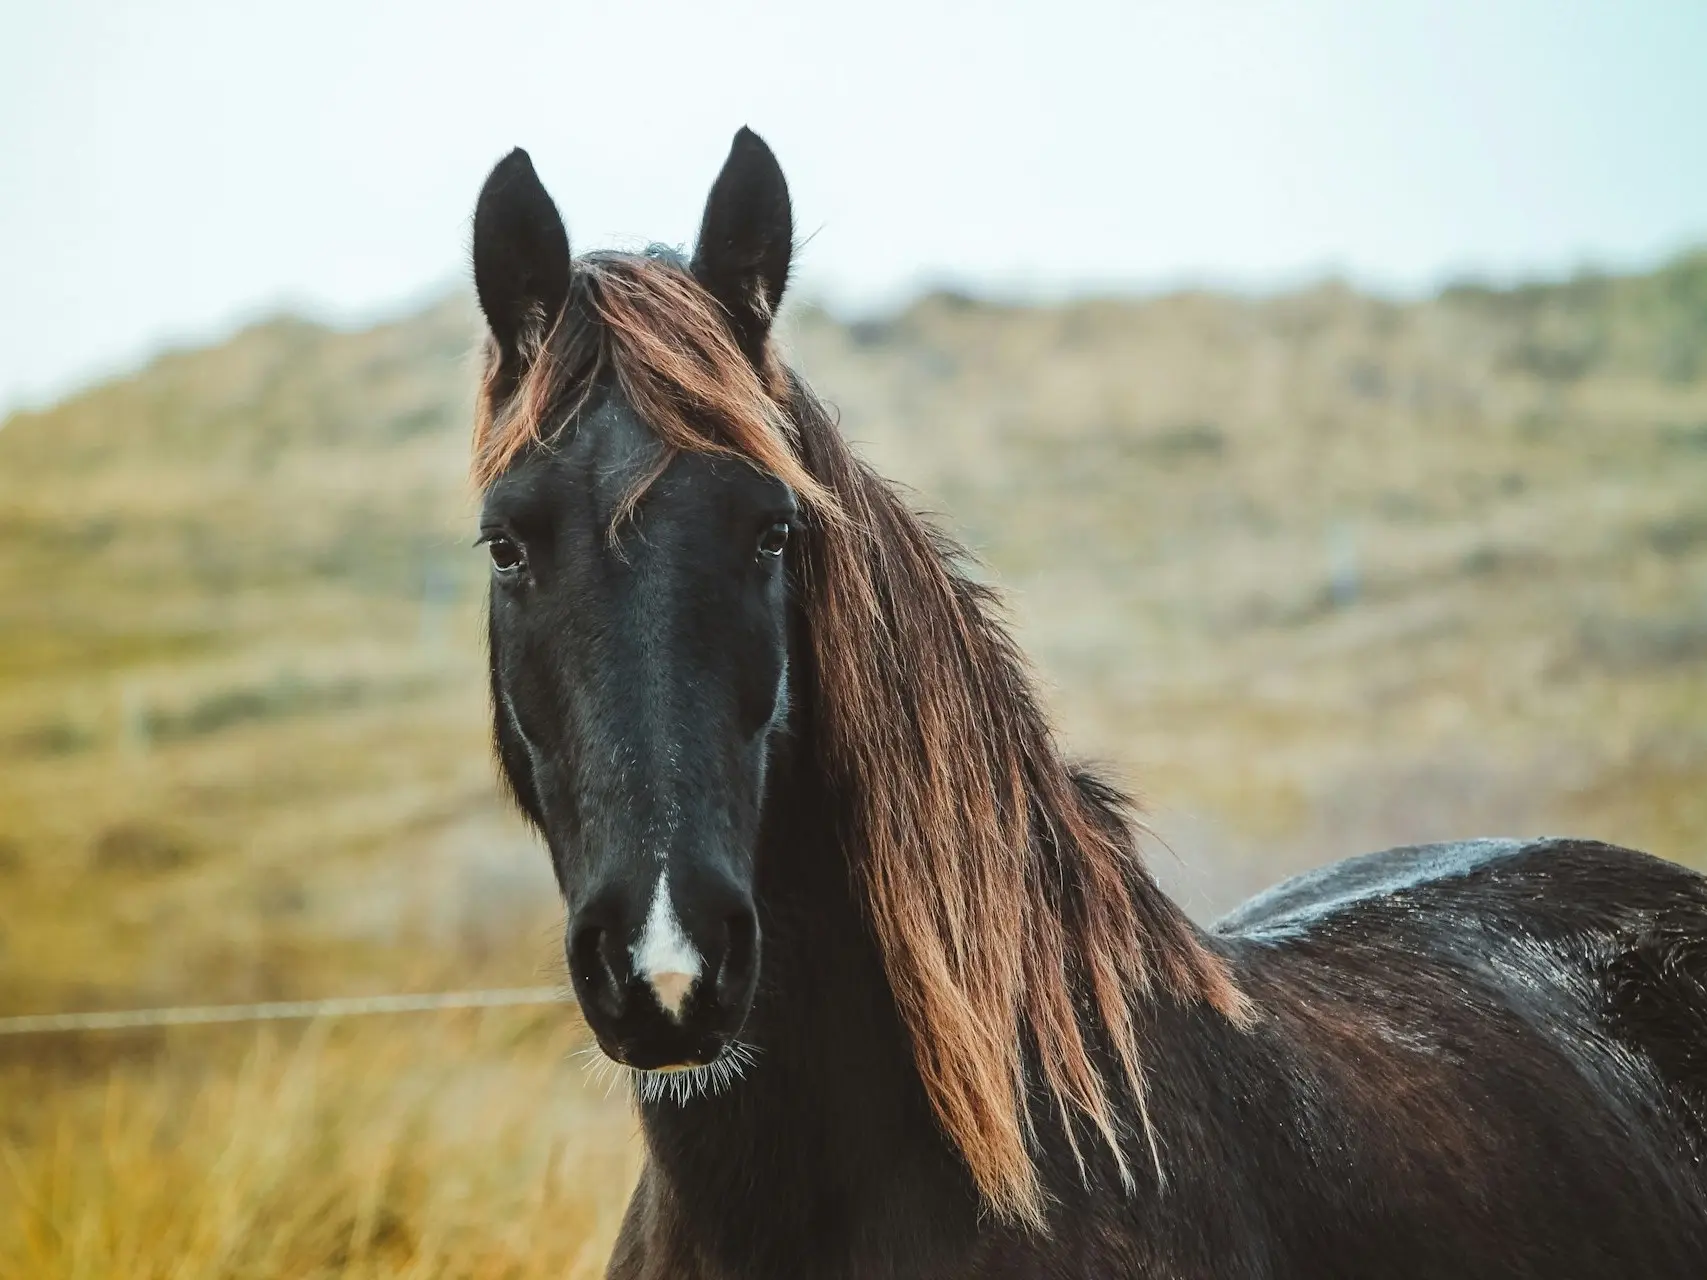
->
[1, 252, 1704, 1274]
[1, 1015, 638, 1280]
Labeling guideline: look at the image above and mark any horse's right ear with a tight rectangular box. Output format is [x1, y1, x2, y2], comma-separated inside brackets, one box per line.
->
[472, 148, 571, 369]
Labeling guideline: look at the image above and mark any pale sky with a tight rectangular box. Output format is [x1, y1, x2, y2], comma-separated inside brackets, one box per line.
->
[3, 0, 1705, 413]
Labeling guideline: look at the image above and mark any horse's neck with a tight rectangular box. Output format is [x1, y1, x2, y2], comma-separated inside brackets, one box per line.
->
[628, 750, 986, 1274]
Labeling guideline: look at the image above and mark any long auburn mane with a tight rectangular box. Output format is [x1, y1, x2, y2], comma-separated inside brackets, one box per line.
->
[473, 253, 1248, 1225]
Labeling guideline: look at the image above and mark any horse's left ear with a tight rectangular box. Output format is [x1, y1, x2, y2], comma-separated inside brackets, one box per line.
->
[692, 127, 793, 361]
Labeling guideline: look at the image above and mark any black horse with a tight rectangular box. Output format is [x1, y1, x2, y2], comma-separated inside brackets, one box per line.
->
[468, 129, 1707, 1278]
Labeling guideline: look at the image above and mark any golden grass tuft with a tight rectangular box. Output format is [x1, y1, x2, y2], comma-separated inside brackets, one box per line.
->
[0, 1015, 639, 1280]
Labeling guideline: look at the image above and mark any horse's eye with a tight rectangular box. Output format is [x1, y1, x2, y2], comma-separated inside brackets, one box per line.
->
[757, 521, 790, 559]
[486, 536, 525, 573]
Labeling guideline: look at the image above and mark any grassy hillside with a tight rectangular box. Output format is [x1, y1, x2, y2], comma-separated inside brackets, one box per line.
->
[3, 253, 1705, 1275]
[0, 299, 516, 1013]
[785, 255, 1707, 909]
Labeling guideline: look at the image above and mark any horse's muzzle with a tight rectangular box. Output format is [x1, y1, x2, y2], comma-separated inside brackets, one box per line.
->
[566, 868, 759, 1071]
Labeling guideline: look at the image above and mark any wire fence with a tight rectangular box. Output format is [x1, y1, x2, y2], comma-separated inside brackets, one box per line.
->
[0, 986, 566, 1036]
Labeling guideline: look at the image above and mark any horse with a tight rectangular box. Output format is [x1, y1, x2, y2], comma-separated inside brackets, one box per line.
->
[466, 128, 1707, 1278]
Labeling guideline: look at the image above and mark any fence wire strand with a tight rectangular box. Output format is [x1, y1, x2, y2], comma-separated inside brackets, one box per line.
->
[0, 987, 566, 1036]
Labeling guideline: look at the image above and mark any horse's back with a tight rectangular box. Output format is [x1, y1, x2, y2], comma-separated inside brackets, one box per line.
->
[1214, 836, 1544, 939]
[1216, 835, 1705, 939]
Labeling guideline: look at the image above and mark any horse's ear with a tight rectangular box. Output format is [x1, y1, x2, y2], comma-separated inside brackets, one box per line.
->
[692, 127, 793, 360]
[473, 148, 571, 369]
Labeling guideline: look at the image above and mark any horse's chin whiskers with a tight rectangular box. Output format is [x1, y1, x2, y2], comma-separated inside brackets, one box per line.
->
[574, 1044, 627, 1099]
[575, 1040, 759, 1106]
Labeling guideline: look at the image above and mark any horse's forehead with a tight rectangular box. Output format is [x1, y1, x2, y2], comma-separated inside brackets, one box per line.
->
[580, 394, 660, 472]
[569, 393, 758, 498]
[488, 381, 767, 527]
[556, 394, 666, 500]
[482, 394, 654, 520]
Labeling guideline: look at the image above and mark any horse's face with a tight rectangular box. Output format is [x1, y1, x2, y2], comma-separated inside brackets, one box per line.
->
[480, 408, 794, 1070]
[471, 132, 797, 1075]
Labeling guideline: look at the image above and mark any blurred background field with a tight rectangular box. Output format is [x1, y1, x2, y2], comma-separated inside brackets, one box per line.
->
[3, 250, 1706, 1274]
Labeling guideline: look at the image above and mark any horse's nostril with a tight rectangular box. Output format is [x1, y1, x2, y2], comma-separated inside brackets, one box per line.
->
[569, 922, 627, 1020]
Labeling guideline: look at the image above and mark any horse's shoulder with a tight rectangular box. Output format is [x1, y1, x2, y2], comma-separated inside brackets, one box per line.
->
[1212, 836, 1705, 942]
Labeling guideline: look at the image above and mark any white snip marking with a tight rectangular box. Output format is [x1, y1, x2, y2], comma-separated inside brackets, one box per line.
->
[631, 871, 702, 1018]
